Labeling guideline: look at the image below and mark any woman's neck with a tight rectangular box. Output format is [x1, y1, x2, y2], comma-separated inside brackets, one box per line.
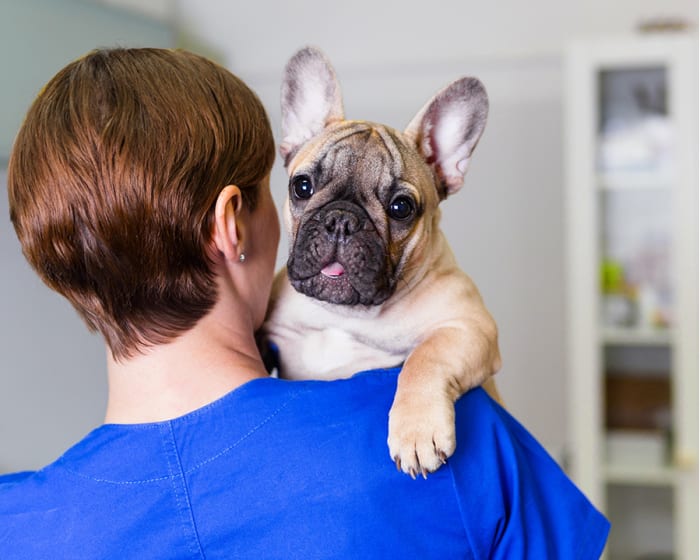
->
[104, 312, 268, 425]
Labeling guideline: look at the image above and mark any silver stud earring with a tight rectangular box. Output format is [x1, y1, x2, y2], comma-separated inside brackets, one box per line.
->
[238, 253, 246, 263]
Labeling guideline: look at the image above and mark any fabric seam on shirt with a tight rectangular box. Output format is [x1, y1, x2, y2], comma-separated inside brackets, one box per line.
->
[184, 390, 304, 474]
[55, 391, 304, 484]
[447, 460, 477, 558]
[164, 421, 206, 559]
[58, 467, 172, 485]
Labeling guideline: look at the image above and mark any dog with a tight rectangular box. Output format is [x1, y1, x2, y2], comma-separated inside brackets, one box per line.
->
[263, 47, 502, 478]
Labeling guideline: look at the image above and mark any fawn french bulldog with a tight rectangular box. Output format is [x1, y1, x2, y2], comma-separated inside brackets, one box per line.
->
[263, 47, 501, 477]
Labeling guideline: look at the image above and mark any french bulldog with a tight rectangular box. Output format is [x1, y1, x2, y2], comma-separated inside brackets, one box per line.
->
[263, 47, 502, 478]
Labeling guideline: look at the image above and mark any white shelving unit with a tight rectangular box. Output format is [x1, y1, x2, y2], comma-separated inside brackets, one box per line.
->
[565, 35, 698, 560]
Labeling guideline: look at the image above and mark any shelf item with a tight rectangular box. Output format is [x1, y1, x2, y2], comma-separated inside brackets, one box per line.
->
[597, 171, 674, 191]
[599, 187, 673, 330]
[605, 430, 668, 469]
[606, 484, 674, 560]
[604, 462, 678, 487]
[605, 375, 670, 432]
[565, 35, 698, 560]
[596, 67, 671, 176]
[600, 327, 672, 346]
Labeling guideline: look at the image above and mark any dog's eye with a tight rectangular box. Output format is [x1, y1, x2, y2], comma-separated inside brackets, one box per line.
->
[292, 175, 314, 200]
[387, 196, 415, 221]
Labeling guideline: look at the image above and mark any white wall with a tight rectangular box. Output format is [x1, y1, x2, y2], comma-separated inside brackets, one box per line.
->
[0, 0, 174, 159]
[0, 171, 108, 473]
[176, 0, 695, 76]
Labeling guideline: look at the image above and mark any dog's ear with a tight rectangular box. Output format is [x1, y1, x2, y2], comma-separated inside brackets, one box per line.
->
[280, 47, 345, 166]
[404, 78, 488, 198]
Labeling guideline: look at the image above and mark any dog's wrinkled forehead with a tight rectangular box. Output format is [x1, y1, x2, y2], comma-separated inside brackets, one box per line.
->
[319, 127, 396, 192]
[291, 121, 436, 203]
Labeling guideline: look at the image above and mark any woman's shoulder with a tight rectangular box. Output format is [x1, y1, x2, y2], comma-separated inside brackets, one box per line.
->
[0, 462, 76, 555]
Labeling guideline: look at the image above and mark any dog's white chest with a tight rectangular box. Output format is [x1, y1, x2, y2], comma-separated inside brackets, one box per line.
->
[276, 325, 405, 381]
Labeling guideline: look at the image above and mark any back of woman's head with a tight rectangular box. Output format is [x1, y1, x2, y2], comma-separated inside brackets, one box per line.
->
[8, 48, 275, 359]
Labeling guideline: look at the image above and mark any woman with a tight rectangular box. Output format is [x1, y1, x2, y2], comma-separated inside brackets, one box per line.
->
[1, 47, 609, 558]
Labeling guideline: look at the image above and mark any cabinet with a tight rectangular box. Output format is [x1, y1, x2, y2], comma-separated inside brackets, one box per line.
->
[565, 35, 698, 559]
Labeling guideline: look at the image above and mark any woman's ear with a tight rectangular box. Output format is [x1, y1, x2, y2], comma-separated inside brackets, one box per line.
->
[212, 185, 246, 262]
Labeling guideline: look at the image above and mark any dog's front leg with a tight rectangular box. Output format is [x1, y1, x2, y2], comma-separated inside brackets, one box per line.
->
[387, 324, 501, 478]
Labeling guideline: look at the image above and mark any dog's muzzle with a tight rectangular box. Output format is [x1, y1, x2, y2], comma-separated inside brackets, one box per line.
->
[287, 201, 394, 306]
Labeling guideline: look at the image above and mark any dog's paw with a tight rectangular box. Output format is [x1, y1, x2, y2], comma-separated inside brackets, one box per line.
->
[387, 398, 456, 478]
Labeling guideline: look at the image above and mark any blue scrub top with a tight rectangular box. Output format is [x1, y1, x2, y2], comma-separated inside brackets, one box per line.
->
[0, 368, 609, 559]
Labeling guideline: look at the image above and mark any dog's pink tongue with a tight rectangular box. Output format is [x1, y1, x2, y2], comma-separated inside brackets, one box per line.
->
[321, 262, 345, 278]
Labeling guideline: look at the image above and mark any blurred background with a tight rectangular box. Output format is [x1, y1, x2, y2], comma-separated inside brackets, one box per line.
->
[0, 1, 697, 558]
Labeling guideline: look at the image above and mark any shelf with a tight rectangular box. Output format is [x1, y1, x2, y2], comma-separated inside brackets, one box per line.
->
[567, 36, 698, 560]
[604, 463, 678, 487]
[596, 171, 674, 191]
[600, 327, 673, 346]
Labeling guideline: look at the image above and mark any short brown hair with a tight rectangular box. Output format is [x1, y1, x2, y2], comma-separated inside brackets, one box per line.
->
[8, 48, 275, 359]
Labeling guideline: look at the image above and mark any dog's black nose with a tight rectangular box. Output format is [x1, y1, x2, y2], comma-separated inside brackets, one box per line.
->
[323, 208, 361, 238]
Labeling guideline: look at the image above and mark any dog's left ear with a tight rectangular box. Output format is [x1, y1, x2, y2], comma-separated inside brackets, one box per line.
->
[404, 78, 488, 197]
[280, 47, 345, 166]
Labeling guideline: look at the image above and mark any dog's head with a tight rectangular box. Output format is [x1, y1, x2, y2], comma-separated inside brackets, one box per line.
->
[280, 47, 488, 306]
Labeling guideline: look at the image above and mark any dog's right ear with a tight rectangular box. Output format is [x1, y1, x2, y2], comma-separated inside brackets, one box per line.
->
[404, 77, 488, 198]
[280, 47, 345, 167]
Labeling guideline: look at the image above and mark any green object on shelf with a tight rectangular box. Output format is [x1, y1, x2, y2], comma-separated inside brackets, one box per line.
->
[601, 259, 625, 294]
